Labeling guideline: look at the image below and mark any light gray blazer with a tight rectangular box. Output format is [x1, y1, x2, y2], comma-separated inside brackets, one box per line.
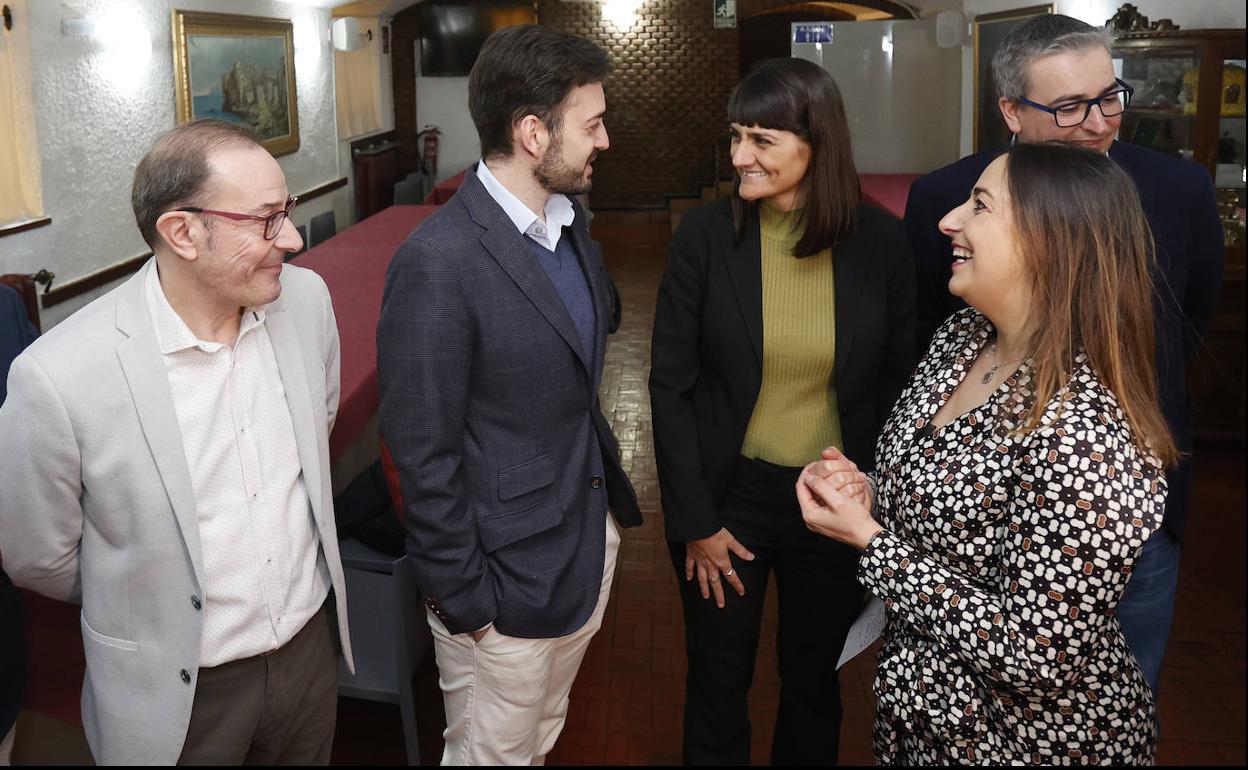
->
[0, 260, 354, 765]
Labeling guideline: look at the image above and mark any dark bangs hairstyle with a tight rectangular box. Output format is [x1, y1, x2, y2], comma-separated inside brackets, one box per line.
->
[1005, 142, 1176, 467]
[728, 57, 860, 257]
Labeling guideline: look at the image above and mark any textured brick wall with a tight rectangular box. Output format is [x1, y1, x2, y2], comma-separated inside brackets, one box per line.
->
[390, 2, 909, 207]
[538, 0, 739, 207]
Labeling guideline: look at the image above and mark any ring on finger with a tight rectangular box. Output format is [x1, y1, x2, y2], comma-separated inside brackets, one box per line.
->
[708, 576, 720, 583]
[723, 568, 735, 577]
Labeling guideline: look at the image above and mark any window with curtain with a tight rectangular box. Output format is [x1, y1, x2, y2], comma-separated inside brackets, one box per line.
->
[0, 0, 43, 227]
[334, 17, 384, 140]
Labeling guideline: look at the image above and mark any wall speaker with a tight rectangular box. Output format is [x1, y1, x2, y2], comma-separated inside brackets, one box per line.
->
[935, 11, 965, 49]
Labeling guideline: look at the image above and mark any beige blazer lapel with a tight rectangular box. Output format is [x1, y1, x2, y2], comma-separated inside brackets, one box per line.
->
[113, 261, 206, 592]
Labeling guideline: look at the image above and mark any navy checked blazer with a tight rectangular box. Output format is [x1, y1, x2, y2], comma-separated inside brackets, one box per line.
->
[377, 167, 641, 638]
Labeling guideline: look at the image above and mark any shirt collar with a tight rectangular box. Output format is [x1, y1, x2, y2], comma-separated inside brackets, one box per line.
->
[145, 262, 267, 355]
[475, 160, 576, 248]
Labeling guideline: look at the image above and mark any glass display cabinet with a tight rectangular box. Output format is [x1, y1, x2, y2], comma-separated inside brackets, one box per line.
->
[1112, 16, 1246, 443]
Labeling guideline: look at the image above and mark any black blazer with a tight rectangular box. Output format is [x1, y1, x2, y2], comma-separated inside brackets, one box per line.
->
[649, 199, 917, 543]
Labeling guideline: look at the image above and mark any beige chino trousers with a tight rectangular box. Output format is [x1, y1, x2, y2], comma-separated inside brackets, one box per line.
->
[428, 515, 621, 765]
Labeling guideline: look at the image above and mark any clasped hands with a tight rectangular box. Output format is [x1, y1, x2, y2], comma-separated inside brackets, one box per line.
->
[796, 446, 883, 552]
[685, 448, 883, 607]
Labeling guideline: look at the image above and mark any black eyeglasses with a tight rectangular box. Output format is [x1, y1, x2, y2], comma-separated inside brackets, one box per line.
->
[1017, 79, 1135, 128]
[176, 196, 298, 240]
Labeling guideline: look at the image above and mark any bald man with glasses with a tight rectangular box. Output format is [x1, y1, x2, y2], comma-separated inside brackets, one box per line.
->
[904, 14, 1224, 696]
[0, 119, 353, 765]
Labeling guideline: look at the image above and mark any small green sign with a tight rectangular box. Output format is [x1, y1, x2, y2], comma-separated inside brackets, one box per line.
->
[713, 0, 737, 29]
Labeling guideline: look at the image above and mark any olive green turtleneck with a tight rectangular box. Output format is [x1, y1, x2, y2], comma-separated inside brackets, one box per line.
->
[739, 203, 844, 467]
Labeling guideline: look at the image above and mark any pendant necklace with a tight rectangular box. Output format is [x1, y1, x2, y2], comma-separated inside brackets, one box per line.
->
[981, 337, 1022, 384]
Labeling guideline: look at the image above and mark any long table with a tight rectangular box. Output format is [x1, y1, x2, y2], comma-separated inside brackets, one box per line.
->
[295, 204, 439, 460]
[22, 204, 439, 727]
[423, 169, 466, 205]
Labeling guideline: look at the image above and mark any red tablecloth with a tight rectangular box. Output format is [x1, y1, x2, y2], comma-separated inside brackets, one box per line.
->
[424, 169, 466, 205]
[860, 173, 919, 219]
[22, 204, 438, 727]
[295, 204, 438, 459]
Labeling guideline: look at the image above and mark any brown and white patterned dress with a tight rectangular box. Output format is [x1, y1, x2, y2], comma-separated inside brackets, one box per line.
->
[860, 309, 1165, 765]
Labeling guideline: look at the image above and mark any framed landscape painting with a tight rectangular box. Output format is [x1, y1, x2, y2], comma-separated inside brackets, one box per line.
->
[171, 10, 300, 156]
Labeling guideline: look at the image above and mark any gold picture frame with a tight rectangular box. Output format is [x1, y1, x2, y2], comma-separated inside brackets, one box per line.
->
[171, 10, 300, 157]
[973, 4, 1053, 152]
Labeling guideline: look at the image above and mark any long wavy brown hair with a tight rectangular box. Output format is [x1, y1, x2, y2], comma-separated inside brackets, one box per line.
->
[1005, 142, 1177, 466]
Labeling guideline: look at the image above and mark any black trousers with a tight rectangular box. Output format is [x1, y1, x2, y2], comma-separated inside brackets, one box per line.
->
[670, 457, 865, 766]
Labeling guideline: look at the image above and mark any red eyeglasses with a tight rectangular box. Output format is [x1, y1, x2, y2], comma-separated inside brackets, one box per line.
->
[176, 196, 299, 240]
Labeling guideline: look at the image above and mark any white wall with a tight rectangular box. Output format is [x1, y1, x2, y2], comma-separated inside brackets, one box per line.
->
[0, 0, 349, 327]
[795, 18, 962, 174]
[959, 0, 1248, 156]
[415, 73, 479, 183]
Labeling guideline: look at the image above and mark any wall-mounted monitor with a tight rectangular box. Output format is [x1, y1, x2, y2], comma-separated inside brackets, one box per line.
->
[418, 0, 538, 77]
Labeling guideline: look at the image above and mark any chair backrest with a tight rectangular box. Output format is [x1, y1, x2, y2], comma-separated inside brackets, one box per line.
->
[393, 178, 421, 206]
[308, 211, 337, 249]
[408, 170, 434, 203]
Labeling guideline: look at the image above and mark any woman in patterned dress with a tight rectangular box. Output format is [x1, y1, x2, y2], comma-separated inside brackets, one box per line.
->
[796, 142, 1177, 765]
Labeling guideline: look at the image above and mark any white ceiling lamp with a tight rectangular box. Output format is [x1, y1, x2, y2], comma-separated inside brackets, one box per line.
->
[601, 0, 641, 31]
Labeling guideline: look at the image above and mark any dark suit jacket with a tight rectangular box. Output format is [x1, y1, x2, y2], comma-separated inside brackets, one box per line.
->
[904, 141, 1225, 539]
[377, 168, 641, 638]
[1, 284, 37, 737]
[649, 200, 917, 543]
[1, 285, 38, 405]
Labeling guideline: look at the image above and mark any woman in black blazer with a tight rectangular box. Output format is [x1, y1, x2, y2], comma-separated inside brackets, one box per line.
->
[648, 58, 916, 765]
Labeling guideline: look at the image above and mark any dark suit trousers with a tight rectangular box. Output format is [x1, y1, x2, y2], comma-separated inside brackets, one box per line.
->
[669, 457, 864, 765]
[177, 601, 337, 765]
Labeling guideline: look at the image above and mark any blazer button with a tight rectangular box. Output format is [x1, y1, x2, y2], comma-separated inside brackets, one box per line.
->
[180, 669, 192, 684]
[590, 476, 602, 489]
[191, 595, 202, 611]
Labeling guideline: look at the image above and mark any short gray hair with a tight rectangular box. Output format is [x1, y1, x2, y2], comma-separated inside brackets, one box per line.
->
[991, 14, 1114, 101]
[131, 118, 265, 250]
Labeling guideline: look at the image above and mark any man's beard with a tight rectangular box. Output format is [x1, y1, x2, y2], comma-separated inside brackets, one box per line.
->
[533, 131, 593, 195]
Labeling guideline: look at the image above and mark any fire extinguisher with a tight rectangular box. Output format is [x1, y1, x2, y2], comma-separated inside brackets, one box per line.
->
[417, 125, 441, 178]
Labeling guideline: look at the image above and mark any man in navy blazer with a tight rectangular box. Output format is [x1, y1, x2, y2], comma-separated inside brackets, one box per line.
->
[377, 25, 640, 765]
[904, 14, 1224, 694]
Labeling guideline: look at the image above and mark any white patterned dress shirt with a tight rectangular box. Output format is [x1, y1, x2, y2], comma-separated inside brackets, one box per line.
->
[146, 266, 330, 667]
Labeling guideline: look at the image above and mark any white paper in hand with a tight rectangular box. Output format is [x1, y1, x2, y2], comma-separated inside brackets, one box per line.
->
[836, 595, 886, 669]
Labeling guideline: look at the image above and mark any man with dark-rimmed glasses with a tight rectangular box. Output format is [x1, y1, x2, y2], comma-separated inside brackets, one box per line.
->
[903, 13, 1223, 701]
[0, 118, 354, 764]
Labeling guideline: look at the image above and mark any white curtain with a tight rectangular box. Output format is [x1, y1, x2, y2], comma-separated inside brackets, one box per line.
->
[0, 0, 43, 226]
[334, 17, 384, 140]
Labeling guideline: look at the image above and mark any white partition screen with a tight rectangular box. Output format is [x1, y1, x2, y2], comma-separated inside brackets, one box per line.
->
[793, 19, 961, 175]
